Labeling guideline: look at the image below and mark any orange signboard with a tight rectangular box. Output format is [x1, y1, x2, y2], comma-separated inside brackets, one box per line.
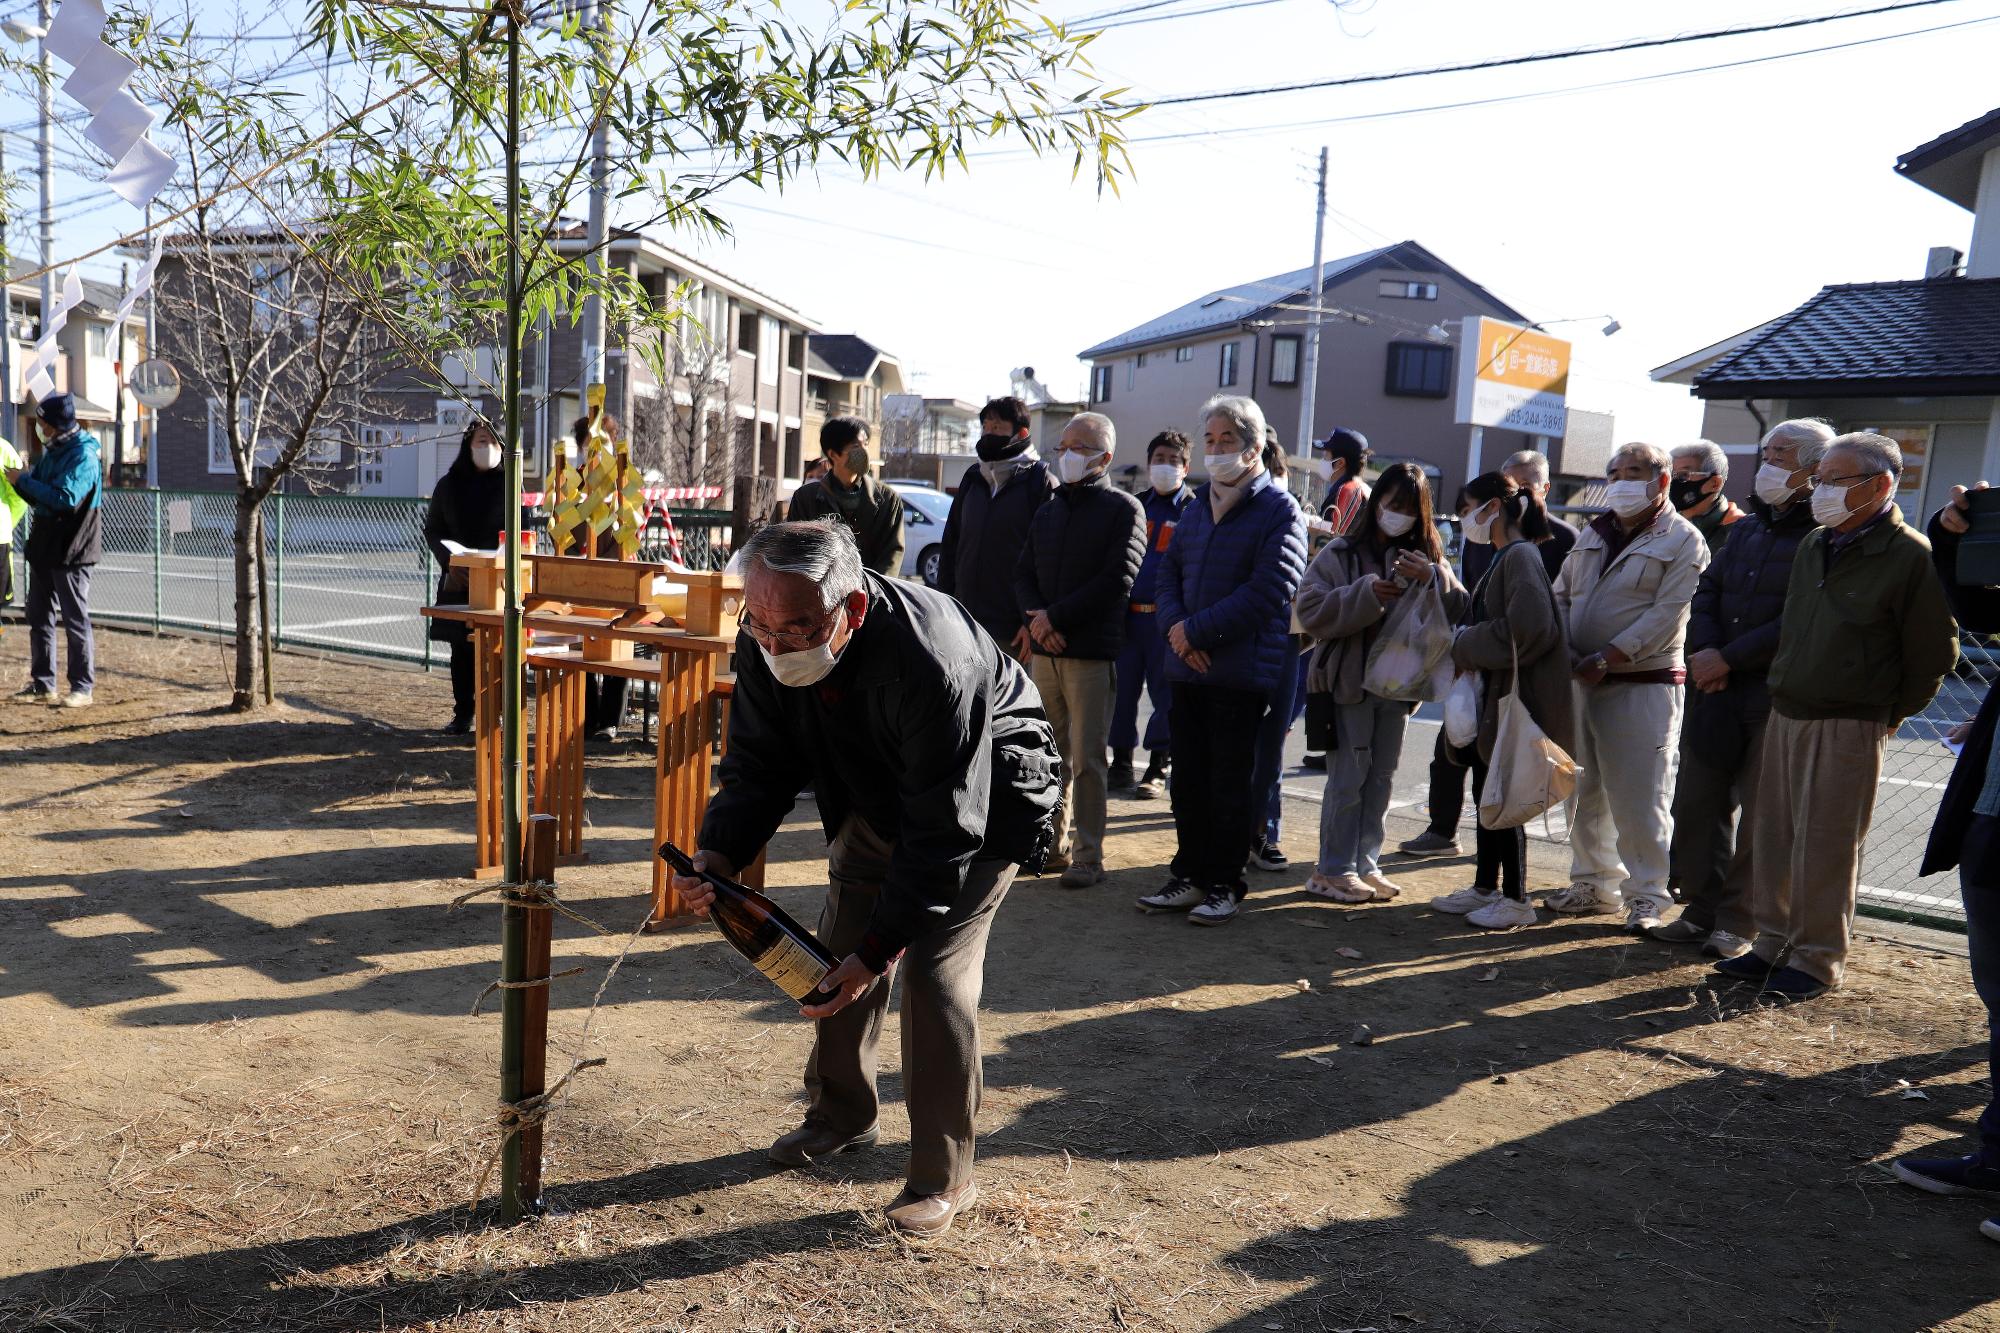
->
[1455, 317, 1572, 436]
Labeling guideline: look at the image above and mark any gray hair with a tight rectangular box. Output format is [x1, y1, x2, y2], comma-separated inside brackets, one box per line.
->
[1199, 394, 1266, 454]
[1066, 411, 1116, 453]
[738, 518, 866, 612]
[1825, 430, 1903, 477]
[1608, 441, 1670, 479]
[1501, 450, 1550, 486]
[1671, 440, 1729, 481]
[1762, 417, 1836, 469]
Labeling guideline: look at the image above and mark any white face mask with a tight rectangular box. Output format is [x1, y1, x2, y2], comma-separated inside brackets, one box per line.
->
[1755, 461, 1805, 507]
[1810, 479, 1870, 528]
[1057, 450, 1101, 485]
[1149, 463, 1185, 494]
[471, 442, 502, 471]
[1314, 458, 1338, 483]
[1461, 502, 1497, 546]
[1207, 451, 1251, 485]
[1604, 478, 1658, 519]
[1376, 508, 1416, 538]
[759, 626, 847, 688]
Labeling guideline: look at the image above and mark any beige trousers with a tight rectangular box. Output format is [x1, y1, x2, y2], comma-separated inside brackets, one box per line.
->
[1031, 655, 1114, 866]
[1748, 712, 1888, 985]
[804, 816, 1015, 1195]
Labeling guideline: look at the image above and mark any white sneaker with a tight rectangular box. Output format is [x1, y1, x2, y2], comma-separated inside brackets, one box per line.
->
[1467, 896, 1538, 930]
[1544, 883, 1618, 916]
[1305, 872, 1373, 903]
[1702, 929, 1752, 960]
[56, 690, 92, 709]
[1624, 895, 1670, 934]
[1359, 872, 1402, 901]
[1430, 885, 1501, 915]
[1137, 878, 1204, 913]
[1188, 890, 1240, 926]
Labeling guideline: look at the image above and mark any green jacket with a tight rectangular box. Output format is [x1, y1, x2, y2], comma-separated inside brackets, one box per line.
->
[1768, 506, 1957, 725]
[786, 472, 906, 575]
[0, 437, 23, 544]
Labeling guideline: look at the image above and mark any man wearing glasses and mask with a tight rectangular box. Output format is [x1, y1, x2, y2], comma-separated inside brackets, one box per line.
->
[670, 520, 1060, 1237]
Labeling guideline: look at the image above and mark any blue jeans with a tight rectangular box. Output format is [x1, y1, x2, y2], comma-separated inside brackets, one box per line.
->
[1962, 815, 2000, 1160]
[1249, 647, 1304, 847]
[1109, 610, 1171, 754]
[1316, 694, 1411, 878]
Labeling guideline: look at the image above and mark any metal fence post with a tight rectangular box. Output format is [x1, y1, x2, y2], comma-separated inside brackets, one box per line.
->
[420, 502, 433, 670]
[272, 493, 285, 648]
[151, 488, 162, 636]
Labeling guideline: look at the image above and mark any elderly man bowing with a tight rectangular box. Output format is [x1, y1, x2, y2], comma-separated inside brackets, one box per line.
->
[671, 520, 1061, 1236]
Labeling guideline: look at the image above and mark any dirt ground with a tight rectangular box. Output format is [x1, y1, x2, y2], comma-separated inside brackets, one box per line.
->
[1, 625, 1997, 1332]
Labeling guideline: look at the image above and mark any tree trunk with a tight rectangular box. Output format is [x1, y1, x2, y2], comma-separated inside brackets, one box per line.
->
[231, 491, 260, 711]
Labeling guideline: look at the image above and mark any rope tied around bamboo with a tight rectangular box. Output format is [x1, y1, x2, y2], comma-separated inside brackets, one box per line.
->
[472, 1055, 609, 1205]
[450, 877, 621, 937]
[471, 966, 588, 1016]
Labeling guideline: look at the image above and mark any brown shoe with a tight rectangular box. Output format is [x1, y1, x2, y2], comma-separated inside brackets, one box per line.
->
[1059, 862, 1104, 889]
[885, 1181, 979, 1236]
[768, 1121, 878, 1168]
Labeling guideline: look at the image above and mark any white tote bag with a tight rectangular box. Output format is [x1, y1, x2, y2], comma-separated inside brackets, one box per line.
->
[1477, 638, 1580, 831]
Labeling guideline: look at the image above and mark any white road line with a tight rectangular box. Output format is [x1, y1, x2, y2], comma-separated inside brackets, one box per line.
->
[282, 614, 414, 632]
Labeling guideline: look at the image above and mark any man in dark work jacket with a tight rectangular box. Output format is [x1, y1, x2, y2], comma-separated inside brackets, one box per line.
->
[938, 395, 1053, 658]
[1893, 482, 2000, 1221]
[674, 520, 1059, 1238]
[785, 415, 906, 574]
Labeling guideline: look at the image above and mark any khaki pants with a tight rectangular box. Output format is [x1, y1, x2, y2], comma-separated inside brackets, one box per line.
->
[805, 816, 1015, 1195]
[1031, 655, 1113, 866]
[1567, 681, 1682, 907]
[1749, 712, 1887, 985]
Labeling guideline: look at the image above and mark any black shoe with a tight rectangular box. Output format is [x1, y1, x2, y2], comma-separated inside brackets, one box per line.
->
[1300, 752, 1326, 771]
[1107, 762, 1136, 792]
[1249, 842, 1289, 872]
[1132, 765, 1167, 800]
[1712, 951, 1777, 983]
[440, 715, 473, 736]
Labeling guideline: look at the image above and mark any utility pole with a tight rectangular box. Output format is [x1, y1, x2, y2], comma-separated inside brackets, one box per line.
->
[114, 262, 127, 485]
[0, 130, 13, 448]
[1294, 145, 1328, 462]
[144, 203, 157, 488]
[35, 0, 51, 364]
[579, 0, 610, 405]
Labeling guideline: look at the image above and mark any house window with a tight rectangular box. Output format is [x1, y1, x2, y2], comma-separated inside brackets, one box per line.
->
[1126, 357, 1136, 391]
[250, 259, 289, 329]
[1219, 341, 1239, 388]
[737, 310, 758, 355]
[1089, 364, 1113, 404]
[1174, 345, 1193, 363]
[207, 395, 252, 474]
[1385, 341, 1454, 398]
[1378, 278, 1440, 300]
[1135, 352, 1147, 368]
[1269, 334, 1301, 387]
[787, 330, 805, 371]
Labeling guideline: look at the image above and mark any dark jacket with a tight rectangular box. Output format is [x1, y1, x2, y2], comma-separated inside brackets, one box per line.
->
[1450, 539, 1574, 765]
[1156, 473, 1308, 694]
[1922, 511, 1989, 879]
[1460, 514, 1575, 598]
[422, 446, 507, 646]
[18, 428, 102, 567]
[786, 472, 906, 575]
[938, 457, 1054, 647]
[701, 572, 1062, 970]
[1131, 483, 1196, 605]
[1768, 506, 1956, 725]
[1681, 495, 1815, 767]
[1012, 472, 1146, 660]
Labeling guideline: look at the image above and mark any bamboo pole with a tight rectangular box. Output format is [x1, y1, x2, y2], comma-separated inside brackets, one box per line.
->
[497, 0, 530, 1227]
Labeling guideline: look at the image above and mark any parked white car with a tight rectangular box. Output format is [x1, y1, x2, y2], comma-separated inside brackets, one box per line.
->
[888, 481, 955, 586]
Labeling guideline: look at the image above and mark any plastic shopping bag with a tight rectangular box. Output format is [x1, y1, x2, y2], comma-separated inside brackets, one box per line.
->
[1443, 671, 1482, 749]
[1361, 578, 1454, 702]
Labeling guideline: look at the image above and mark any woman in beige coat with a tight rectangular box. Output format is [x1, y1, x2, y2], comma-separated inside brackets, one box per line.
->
[1430, 472, 1576, 929]
[1293, 464, 1467, 902]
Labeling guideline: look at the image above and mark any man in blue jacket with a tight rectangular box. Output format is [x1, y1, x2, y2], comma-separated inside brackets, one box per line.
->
[6, 393, 100, 706]
[1137, 395, 1308, 926]
[1108, 429, 1196, 798]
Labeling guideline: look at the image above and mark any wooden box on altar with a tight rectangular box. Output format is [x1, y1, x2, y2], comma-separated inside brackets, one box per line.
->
[526, 553, 670, 610]
[450, 550, 533, 611]
[680, 570, 744, 638]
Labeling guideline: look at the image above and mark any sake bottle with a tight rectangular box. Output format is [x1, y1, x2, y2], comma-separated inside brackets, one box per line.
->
[659, 842, 838, 1005]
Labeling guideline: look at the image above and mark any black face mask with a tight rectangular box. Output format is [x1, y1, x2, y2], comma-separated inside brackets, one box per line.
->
[1671, 476, 1713, 512]
[976, 431, 1023, 461]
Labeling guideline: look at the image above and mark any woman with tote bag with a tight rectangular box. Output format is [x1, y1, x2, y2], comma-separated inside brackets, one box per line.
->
[1428, 471, 1575, 929]
[1293, 463, 1468, 902]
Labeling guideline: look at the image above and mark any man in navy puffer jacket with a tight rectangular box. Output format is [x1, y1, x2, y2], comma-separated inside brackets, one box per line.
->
[1138, 395, 1307, 926]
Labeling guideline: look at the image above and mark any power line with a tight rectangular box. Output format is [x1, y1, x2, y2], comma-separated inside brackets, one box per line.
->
[1087, 0, 1291, 30]
[1143, 0, 1973, 108]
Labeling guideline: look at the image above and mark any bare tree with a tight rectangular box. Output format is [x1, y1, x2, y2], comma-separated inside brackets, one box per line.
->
[644, 334, 739, 492]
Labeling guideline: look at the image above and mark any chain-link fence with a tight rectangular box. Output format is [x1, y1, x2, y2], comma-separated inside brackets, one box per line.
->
[5, 491, 737, 669]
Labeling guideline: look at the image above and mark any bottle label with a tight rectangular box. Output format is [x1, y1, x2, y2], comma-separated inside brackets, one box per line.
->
[753, 933, 831, 1001]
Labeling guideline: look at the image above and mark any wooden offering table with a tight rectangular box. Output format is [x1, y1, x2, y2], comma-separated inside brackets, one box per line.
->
[421, 604, 735, 927]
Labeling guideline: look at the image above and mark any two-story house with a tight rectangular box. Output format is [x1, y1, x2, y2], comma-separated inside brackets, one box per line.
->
[1078, 239, 1546, 501]
[1655, 105, 2000, 520]
[803, 333, 906, 448]
[4, 263, 147, 480]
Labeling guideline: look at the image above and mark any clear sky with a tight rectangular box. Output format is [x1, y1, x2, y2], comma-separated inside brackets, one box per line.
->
[7, 0, 1998, 449]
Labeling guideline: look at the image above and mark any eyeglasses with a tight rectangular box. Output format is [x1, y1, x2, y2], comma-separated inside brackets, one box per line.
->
[740, 609, 836, 653]
[1820, 471, 1886, 487]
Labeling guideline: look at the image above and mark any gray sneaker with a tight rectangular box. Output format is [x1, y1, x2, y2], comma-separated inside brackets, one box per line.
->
[1137, 878, 1203, 913]
[1060, 862, 1105, 889]
[1188, 890, 1240, 926]
[1645, 916, 1711, 945]
[1398, 831, 1462, 859]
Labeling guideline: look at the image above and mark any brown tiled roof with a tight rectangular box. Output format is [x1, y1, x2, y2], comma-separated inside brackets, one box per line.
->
[1691, 278, 2000, 398]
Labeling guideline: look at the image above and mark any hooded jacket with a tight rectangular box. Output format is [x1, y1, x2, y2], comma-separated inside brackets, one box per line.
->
[17, 427, 102, 567]
[1012, 470, 1146, 660]
[422, 433, 507, 646]
[700, 572, 1062, 969]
